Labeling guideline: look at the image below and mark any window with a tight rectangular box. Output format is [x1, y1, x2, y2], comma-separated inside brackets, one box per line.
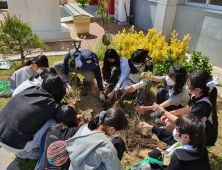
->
[186, 0, 222, 10]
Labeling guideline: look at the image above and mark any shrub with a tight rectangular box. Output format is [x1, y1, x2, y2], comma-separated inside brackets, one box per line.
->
[0, 14, 49, 64]
[154, 49, 213, 76]
[114, 26, 191, 64]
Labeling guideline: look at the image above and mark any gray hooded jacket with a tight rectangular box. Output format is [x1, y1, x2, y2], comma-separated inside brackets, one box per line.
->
[66, 125, 123, 170]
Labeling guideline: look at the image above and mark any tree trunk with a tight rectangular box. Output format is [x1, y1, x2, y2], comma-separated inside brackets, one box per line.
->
[19, 42, 24, 65]
[21, 53, 24, 65]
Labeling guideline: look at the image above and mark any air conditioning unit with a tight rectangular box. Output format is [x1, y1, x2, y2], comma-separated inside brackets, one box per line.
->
[114, 0, 130, 25]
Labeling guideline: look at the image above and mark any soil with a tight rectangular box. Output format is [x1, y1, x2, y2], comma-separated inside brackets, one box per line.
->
[70, 79, 165, 167]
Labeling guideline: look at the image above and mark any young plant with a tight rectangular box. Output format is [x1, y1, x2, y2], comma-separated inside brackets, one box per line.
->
[0, 14, 49, 64]
[104, 66, 117, 94]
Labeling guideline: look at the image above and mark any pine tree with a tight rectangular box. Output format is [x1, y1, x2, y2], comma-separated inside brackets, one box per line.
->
[0, 13, 49, 64]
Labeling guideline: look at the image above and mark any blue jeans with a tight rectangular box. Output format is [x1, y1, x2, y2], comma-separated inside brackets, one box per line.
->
[37, 133, 46, 170]
[156, 88, 182, 111]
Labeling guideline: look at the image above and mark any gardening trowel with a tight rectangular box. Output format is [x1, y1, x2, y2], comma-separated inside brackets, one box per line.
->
[115, 92, 119, 102]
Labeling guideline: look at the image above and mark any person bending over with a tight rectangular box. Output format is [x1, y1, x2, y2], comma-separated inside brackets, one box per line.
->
[38, 105, 82, 170]
[0, 74, 66, 159]
[10, 55, 49, 92]
[102, 49, 130, 99]
[66, 107, 128, 170]
[12, 67, 57, 97]
[53, 49, 105, 102]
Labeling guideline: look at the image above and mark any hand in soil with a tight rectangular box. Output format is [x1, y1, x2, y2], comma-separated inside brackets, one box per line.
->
[107, 90, 115, 99]
[138, 122, 153, 130]
[152, 103, 164, 113]
[135, 106, 147, 112]
[160, 116, 167, 123]
[127, 86, 135, 93]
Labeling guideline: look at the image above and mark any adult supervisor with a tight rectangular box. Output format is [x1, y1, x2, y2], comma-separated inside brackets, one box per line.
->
[53, 49, 105, 102]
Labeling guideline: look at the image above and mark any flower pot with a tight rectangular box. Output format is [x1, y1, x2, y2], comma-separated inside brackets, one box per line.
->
[73, 15, 90, 36]
[60, 0, 68, 6]
[0, 1, 8, 9]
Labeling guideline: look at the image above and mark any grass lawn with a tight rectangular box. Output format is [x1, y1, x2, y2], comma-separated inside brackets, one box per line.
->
[0, 55, 222, 170]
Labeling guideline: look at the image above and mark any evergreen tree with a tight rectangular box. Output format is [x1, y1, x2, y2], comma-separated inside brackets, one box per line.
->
[0, 13, 49, 64]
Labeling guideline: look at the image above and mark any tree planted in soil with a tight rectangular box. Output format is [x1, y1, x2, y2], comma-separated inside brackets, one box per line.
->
[0, 14, 49, 64]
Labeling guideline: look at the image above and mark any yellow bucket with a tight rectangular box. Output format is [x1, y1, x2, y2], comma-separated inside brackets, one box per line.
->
[73, 15, 90, 35]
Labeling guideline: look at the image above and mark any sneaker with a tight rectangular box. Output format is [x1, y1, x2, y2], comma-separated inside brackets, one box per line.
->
[15, 148, 39, 160]
[150, 111, 162, 118]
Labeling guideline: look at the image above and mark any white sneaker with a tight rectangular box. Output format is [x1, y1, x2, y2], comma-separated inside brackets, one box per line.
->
[16, 148, 39, 160]
[150, 111, 162, 118]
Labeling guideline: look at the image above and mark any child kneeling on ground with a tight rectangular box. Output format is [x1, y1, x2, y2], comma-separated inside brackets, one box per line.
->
[138, 115, 210, 170]
[38, 105, 82, 170]
[66, 107, 128, 170]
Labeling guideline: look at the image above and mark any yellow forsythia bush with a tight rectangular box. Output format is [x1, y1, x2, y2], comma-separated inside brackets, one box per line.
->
[114, 26, 191, 64]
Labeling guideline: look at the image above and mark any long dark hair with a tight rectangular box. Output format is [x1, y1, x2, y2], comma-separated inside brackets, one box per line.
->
[102, 49, 120, 81]
[88, 107, 128, 131]
[168, 66, 187, 95]
[16, 55, 49, 71]
[189, 71, 218, 129]
[42, 74, 66, 104]
[131, 49, 149, 63]
[47, 105, 78, 133]
[29, 67, 57, 81]
[176, 116, 206, 149]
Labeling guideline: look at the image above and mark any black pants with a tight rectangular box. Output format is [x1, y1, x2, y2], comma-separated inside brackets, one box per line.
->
[111, 137, 126, 161]
[106, 69, 120, 89]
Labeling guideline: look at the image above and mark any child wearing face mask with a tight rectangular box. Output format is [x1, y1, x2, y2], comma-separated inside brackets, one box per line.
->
[102, 49, 129, 99]
[10, 55, 49, 92]
[120, 49, 154, 106]
[136, 66, 189, 118]
[138, 116, 210, 170]
[66, 107, 128, 170]
[152, 71, 218, 146]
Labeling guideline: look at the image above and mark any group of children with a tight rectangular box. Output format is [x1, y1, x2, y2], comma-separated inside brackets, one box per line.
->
[0, 48, 218, 170]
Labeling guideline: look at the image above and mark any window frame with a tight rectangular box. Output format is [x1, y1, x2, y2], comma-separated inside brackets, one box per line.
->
[185, 0, 222, 11]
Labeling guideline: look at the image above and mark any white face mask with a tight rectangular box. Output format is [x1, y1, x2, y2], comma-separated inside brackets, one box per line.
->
[110, 129, 119, 139]
[133, 64, 142, 69]
[166, 76, 175, 86]
[35, 68, 43, 74]
[185, 84, 191, 94]
[172, 128, 185, 142]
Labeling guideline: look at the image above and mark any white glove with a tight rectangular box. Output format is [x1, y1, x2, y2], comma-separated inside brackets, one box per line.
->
[66, 86, 74, 94]
[100, 93, 106, 102]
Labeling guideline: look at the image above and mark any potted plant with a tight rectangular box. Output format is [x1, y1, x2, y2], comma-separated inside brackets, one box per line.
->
[73, 15, 91, 35]
[74, 0, 111, 34]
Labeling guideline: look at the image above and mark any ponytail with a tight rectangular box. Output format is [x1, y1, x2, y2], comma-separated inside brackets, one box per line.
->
[16, 60, 32, 71]
[88, 114, 100, 130]
[88, 108, 128, 131]
[16, 55, 49, 71]
[210, 87, 218, 129]
[189, 71, 218, 129]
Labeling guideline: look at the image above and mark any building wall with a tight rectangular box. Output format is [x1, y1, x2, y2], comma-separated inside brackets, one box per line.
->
[130, 0, 157, 32]
[172, 5, 222, 67]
